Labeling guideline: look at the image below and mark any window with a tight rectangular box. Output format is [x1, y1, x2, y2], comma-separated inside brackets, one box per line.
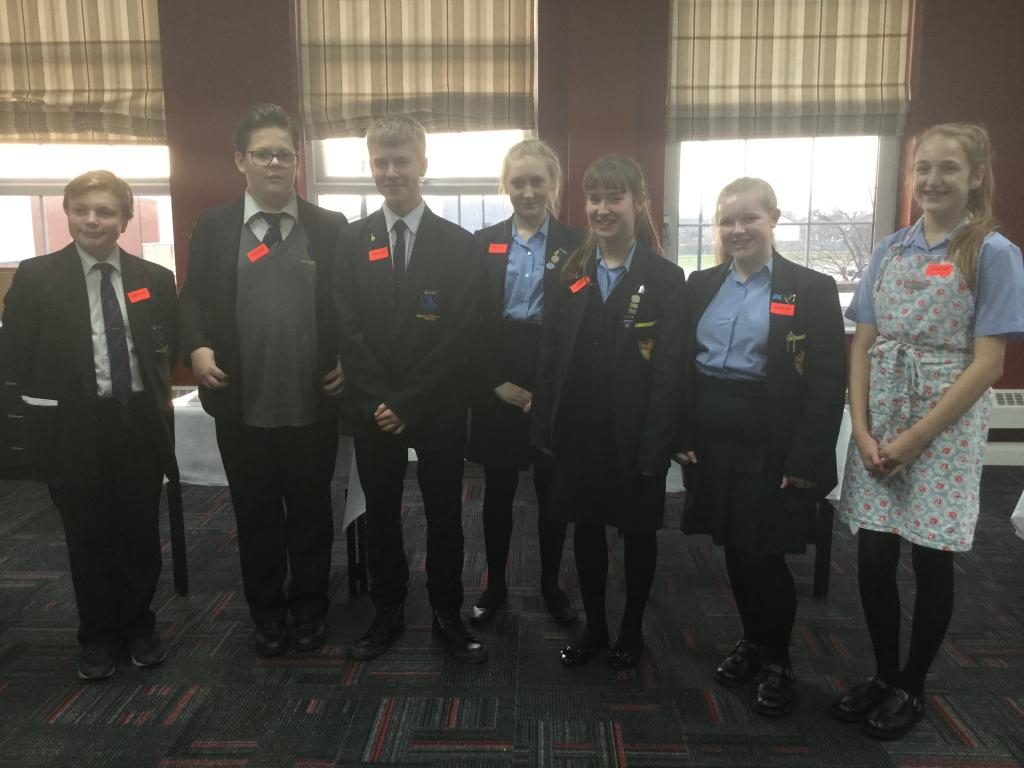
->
[308, 130, 528, 230]
[667, 135, 899, 302]
[0, 145, 174, 273]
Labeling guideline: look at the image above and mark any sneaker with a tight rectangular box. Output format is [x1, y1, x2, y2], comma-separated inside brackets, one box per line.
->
[128, 635, 168, 668]
[78, 641, 118, 680]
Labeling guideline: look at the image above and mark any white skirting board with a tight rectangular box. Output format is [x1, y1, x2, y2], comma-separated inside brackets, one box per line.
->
[984, 442, 1024, 466]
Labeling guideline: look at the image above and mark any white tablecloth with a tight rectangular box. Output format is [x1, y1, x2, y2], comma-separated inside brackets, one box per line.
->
[172, 391, 403, 530]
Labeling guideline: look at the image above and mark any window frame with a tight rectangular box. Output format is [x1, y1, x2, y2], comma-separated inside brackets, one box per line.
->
[305, 137, 518, 226]
[663, 135, 901, 277]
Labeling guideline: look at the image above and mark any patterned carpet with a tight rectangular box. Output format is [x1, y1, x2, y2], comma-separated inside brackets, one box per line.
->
[0, 458, 1022, 768]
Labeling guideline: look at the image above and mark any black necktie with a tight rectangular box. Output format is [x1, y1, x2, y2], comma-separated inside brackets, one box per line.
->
[392, 219, 407, 290]
[262, 212, 283, 247]
[96, 263, 132, 403]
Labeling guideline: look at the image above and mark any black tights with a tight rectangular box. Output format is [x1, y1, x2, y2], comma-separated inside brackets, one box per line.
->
[724, 546, 797, 666]
[573, 523, 657, 642]
[857, 528, 954, 696]
[481, 459, 566, 593]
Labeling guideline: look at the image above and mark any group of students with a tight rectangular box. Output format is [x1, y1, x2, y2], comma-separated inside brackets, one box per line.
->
[2, 104, 1022, 743]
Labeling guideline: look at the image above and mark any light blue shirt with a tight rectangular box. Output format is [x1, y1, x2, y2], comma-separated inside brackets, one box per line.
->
[502, 216, 550, 323]
[596, 242, 636, 302]
[848, 221, 1024, 340]
[696, 258, 773, 380]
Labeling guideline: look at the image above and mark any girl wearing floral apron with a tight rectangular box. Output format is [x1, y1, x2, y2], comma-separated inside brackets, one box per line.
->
[836, 123, 1024, 739]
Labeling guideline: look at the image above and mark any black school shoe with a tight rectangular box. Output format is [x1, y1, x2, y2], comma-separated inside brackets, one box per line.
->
[715, 640, 764, 686]
[862, 687, 925, 740]
[606, 632, 644, 670]
[469, 587, 507, 625]
[292, 616, 327, 652]
[755, 663, 797, 717]
[350, 604, 404, 661]
[432, 610, 488, 663]
[252, 620, 290, 656]
[832, 675, 893, 722]
[78, 640, 118, 681]
[128, 634, 168, 668]
[560, 625, 609, 667]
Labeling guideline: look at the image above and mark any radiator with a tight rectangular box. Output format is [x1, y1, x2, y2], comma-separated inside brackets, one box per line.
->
[986, 389, 1024, 466]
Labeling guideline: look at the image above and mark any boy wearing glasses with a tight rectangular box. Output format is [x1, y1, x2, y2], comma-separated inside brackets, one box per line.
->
[179, 103, 347, 656]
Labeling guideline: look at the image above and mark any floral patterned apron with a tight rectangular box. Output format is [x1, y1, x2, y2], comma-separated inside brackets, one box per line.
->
[840, 221, 991, 551]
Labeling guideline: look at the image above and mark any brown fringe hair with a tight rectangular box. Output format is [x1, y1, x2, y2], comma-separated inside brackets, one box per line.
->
[499, 138, 563, 217]
[562, 154, 662, 284]
[63, 170, 134, 221]
[915, 122, 997, 291]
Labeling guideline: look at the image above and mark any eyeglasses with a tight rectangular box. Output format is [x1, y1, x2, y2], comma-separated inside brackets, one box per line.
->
[247, 150, 299, 168]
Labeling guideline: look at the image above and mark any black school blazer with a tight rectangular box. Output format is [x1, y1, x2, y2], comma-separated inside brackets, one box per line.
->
[471, 215, 585, 392]
[0, 243, 179, 487]
[678, 252, 847, 491]
[178, 196, 347, 423]
[333, 206, 481, 446]
[531, 241, 687, 476]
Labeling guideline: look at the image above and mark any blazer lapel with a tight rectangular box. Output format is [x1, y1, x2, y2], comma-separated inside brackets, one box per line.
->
[217, 200, 246, 324]
[611, 245, 652, 363]
[359, 211, 397, 329]
[120, 252, 155, 377]
[57, 246, 98, 400]
[766, 252, 798, 382]
[484, 217, 513, 304]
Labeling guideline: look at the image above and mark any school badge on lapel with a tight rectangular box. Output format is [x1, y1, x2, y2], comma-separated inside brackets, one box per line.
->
[793, 350, 805, 375]
[638, 338, 654, 361]
[546, 247, 567, 271]
[623, 286, 643, 327]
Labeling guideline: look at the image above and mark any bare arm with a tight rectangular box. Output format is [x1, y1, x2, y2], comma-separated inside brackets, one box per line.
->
[848, 322, 882, 476]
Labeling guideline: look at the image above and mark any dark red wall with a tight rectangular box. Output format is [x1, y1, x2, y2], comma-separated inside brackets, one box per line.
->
[902, 0, 1024, 387]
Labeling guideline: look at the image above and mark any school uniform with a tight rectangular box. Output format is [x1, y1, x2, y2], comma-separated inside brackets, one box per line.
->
[334, 203, 481, 619]
[466, 215, 584, 615]
[531, 240, 686, 660]
[0, 243, 178, 650]
[178, 193, 347, 632]
[677, 251, 845, 706]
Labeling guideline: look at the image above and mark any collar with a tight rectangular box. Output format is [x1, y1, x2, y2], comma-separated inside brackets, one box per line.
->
[908, 216, 969, 251]
[596, 240, 636, 272]
[512, 214, 550, 244]
[244, 190, 298, 224]
[726, 255, 773, 283]
[383, 200, 426, 235]
[77, 243, 122, 274]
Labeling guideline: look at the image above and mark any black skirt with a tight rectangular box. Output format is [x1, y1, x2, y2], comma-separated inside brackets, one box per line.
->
[467, 320, 543, 468]
[681, 374, 813, 555]
[548, 415, 666, 532]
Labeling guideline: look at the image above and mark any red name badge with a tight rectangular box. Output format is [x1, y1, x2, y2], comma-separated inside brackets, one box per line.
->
[127, 287, 151, 303]
[569, 276, 589, 294]
[926, 263, 953, 277]
[770, 301, 795, 316]
[368, 247, 390, 262]
[247, 243, 269, 262]
[488, 242, 509, 254]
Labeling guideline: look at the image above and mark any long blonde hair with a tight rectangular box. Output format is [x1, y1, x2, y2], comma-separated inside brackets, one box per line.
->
[562, 154, 662, 283]
[914, 122, 997, 290]
[499, 139, 563, 217]
[713, 177, 778, 265]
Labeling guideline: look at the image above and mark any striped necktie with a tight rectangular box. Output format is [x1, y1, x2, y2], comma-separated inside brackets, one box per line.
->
[96, 262, 131, 403]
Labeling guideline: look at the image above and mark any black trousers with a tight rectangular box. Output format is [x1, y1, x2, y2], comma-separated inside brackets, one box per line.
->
[49, 396, 164, 647]
[215, 418, 338, 625]
[354, 429, 466, 613]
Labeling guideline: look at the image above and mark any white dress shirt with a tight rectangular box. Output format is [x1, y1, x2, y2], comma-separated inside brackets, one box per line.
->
[383, 200, 426, 269]
[76, 244, 144, 398]
[243, 190, 299, 242]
